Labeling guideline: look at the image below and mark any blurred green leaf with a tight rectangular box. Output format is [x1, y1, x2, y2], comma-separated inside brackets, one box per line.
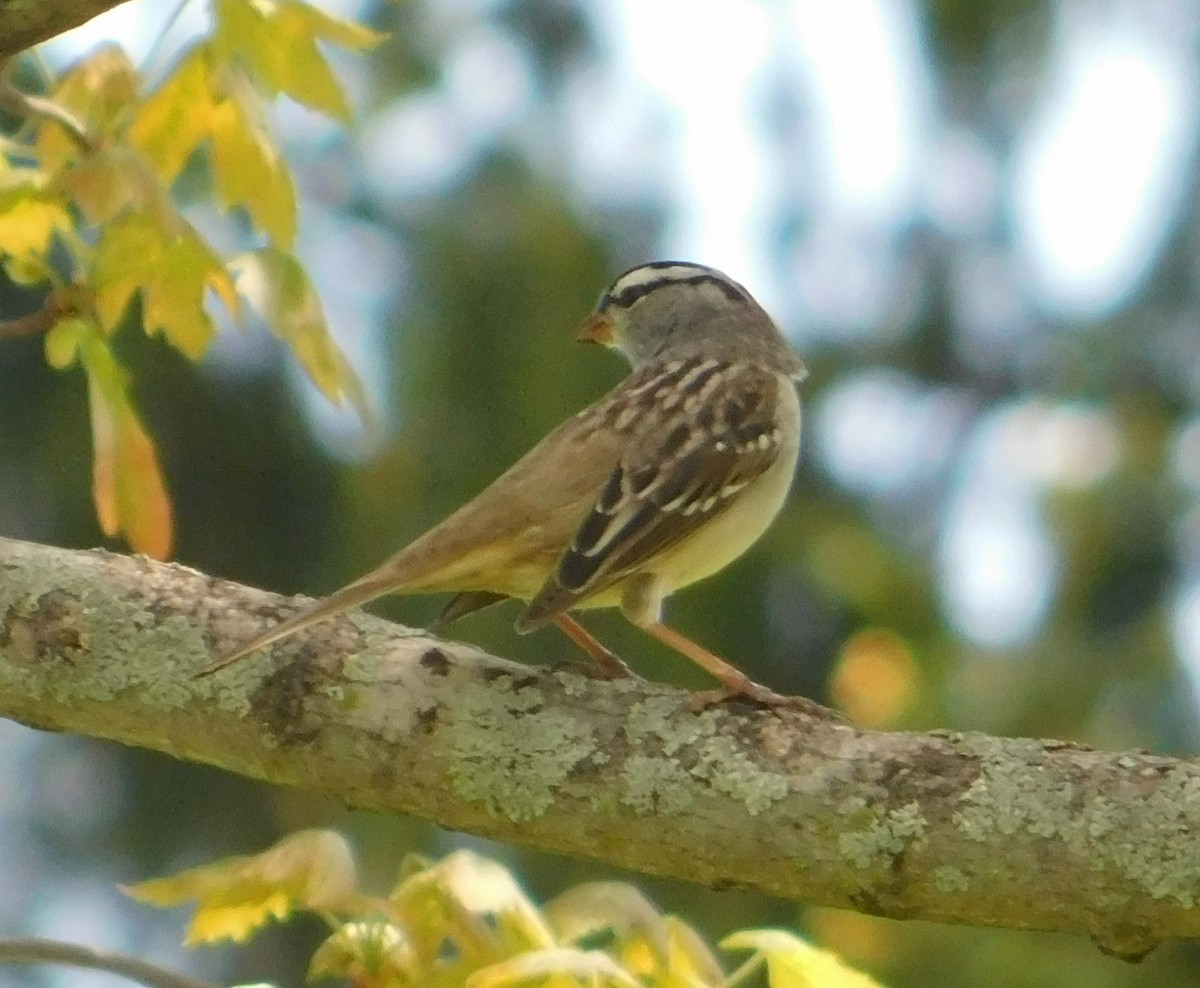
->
[722, 929, 886, 988]
[123, 829, 357, 945]
[92, 211, 239, 357]
[128, 46, 216, 183]
[77, 329, 174, 559]
[209, 74, 297, 246]
[230, 247, 368, 418]
[212, 0, 383, 120]
[0, 179, 71, 272]
[43, 315, 90, 369]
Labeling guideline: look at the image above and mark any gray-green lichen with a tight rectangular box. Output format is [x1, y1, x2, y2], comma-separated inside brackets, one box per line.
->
[1086, 769, 1200, 907]
[624, 696, 718, 754]
[126, 616, 211, 710]
[620, 754, 694, 815]
[554, 670, 599, 698]
[952, 756, 1081, 842]
[622, 697, 790, 816]
[950, 738, 1200, 908]
[933, 865, 970, 893]
[193, 666, 261, 718]
[838, 800, 926, 869]
[691, 734, 789, 816]
[445, 678, 596, 822]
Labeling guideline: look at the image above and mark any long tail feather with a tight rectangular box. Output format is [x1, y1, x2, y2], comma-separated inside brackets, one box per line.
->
[195, 571, 399, 678]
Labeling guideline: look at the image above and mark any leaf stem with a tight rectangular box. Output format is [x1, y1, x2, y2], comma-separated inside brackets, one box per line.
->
[0, 306, 56, 340]
[718, 952, 764, 988]
[0, 286, 84, 340]
[0, 80, 96, 153]
[0, 937, 217, 988]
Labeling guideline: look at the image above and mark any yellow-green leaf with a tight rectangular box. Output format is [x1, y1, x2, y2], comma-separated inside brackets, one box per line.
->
[282, 0, 384, 51]
[54, 145, 172, 226]
[391, 850, 555, 960]
[3, 257, 49, 285]
[209, 85, 296, 246]
[128, 46, 217, 184]
[34, 114, 84, 175]
[212, 0, 382, 120]
[0, 160, 46, 187]
[546, 883, 722, 986]
[124, 829, 357, 945]
[91, 212, 157, 331]
[308, 921, 415, 985]
[44, 316, 90, 370]
[229, 248, 367, 417]
[546, 882, 670, 950]
[77, 332, 174, 559]
[0, 182, 71, 265]
[49, 44, 140, 141]
[92, 212, 238, 357]
[143, 229, 233, 357]
[721, 930, 887, 988]
[660, 918, 726, 987]
[467, 948, 639, 988]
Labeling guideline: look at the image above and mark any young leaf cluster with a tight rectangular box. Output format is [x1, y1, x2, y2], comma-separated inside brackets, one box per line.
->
[0, 0, 378, 557]
[125, 829, 886, 988]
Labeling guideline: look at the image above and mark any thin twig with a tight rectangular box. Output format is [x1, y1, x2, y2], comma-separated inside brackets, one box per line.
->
[0, 938, 217, 988]
[0, 287, 83, 340]
[0, 81, 96, 153]
[0, 306, 56, 340]
[718, 954, 763, 988]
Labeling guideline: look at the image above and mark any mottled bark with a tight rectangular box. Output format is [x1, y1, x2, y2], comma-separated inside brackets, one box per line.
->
[0, 536, 1196, 961]
[0, 0, 130, 59]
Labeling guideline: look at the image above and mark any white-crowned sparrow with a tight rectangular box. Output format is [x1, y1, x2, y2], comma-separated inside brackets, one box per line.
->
[199, 261, 807, 704]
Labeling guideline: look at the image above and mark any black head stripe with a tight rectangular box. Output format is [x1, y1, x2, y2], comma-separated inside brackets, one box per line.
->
[599, 263, 751, 312]
[610, 273, 748, 309]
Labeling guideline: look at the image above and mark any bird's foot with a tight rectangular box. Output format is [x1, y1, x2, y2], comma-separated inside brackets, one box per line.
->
[550, 614, 636, 679]
[588, 647, 635, 679]
[554, 657, 643, 681]
[689, 676, 844, 720]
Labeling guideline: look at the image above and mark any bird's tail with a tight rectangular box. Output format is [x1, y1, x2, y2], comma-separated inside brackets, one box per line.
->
[195, 568, 401, 678]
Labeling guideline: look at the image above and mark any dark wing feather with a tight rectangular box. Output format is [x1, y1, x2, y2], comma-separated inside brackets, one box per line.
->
[433, 590, 509, 628]
[517, 360, 785, 629]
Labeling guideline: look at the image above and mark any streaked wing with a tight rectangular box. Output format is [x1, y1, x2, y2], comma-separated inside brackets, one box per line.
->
[365, 395, 625, 598]
[518, 359, 784, 628]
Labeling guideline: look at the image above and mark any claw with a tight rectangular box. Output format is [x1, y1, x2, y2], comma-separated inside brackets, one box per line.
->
[688, 680, 843, 719]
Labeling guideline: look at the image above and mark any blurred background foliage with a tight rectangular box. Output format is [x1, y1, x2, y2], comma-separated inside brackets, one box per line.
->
[3, 0, 1200, 986]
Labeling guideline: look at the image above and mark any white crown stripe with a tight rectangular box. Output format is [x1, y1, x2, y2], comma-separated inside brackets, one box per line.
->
[610, 263, 712, 294]
[599, 262, 752, 312]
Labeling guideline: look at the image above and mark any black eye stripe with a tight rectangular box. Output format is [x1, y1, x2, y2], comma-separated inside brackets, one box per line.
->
[601, 273, 749, 311]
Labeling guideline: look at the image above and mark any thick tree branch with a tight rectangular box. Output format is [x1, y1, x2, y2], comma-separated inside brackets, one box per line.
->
[0, 1, 132, 60]
[0, 536, 1197, 961]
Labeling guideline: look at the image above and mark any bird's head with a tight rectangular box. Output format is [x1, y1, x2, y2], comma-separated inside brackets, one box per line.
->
[577, 261, 806, 381]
